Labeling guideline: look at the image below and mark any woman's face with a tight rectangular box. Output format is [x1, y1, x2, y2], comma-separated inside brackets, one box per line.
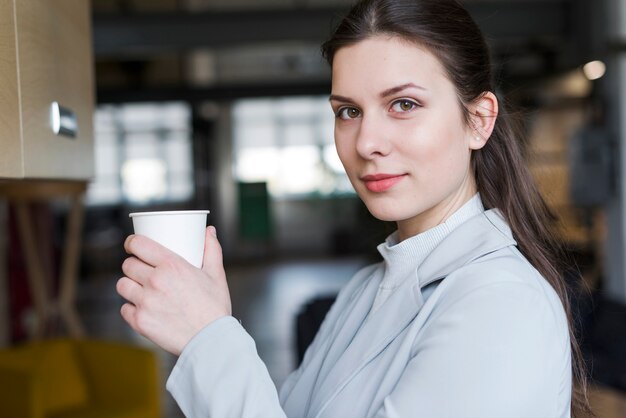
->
[331, 35, 481, 240]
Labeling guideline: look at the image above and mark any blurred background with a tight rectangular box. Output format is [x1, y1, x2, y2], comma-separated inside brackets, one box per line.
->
[1, 0, 625, 416]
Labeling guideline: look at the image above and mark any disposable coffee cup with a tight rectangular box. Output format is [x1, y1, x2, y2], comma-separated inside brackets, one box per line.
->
[129, 210, 210, 268]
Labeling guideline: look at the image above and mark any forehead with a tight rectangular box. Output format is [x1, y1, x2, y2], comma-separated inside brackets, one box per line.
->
[331, 35, 451, 95]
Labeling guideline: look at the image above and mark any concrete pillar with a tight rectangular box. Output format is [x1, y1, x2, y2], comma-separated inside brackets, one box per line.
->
[604, 0, 626, 303]
[213, 103, 237, 259]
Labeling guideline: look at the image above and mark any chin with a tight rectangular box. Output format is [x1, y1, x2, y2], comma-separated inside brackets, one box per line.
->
[361, 201, 405, 223]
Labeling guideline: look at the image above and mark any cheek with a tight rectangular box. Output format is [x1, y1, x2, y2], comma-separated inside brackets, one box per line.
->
[334, 128, 355, 167]
[405, 124, 469, 174]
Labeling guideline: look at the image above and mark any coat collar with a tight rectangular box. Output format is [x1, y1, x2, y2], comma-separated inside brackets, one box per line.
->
[308, 209, 517, 417]
[418, 209, 516, 287]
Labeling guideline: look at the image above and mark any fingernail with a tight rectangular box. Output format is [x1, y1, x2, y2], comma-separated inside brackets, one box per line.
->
[209, 226, 217, 237]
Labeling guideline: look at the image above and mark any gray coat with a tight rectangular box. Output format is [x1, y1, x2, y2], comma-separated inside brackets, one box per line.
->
[167, 209, 572, 417]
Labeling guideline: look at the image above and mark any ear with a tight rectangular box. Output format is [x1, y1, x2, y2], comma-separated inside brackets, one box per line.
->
[467, 91, 498, 150]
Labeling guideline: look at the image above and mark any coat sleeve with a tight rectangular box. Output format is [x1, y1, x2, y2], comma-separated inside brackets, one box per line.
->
[166, 316, 287, 418]
[373, 280, 572, 418]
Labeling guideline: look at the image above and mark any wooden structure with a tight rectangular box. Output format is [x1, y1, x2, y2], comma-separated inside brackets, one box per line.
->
[0, 180, 87, 339]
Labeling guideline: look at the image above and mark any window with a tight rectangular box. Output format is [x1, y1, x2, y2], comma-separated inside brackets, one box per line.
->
[87, 102, 194, 206]
[233, 96, 354, 197]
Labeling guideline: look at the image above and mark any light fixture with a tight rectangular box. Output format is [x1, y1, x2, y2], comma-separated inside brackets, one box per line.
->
[583, 60, 606, 81]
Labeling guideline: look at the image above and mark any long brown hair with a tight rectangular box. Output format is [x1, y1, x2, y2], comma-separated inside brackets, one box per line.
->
[322, 0, 593, 416]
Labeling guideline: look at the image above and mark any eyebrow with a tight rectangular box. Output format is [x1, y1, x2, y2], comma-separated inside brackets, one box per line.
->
[380, 83, 427, 98]
[329, 82, 427, 103]
[328, 94, 352, 103]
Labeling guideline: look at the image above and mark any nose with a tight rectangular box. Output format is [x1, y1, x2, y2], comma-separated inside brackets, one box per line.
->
[355, 114, 392, 159]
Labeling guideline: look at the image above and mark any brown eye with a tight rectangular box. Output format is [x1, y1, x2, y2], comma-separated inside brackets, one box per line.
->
[391, 99, 418, 113]
[337, 107, 361, 120]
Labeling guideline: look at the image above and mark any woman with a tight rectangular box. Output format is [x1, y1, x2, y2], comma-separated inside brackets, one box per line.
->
[117, 0, 593, 416]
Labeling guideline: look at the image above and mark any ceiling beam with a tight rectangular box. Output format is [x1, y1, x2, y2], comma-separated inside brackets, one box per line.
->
[96, 80, 332, 104]
[93, 1, 572, 58]
[93, 8, 343, 57]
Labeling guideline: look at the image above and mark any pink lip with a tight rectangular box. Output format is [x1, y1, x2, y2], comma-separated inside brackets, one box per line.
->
[361, 173, 407, 192]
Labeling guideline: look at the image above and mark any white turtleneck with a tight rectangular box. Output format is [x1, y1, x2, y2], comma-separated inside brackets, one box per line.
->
[370, 194, 485, 314]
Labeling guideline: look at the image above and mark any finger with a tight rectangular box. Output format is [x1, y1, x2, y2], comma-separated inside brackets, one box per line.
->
[201, 226, 225, 279]
[124, 234, 179, 267]
[121, 256, 155, 286]
[120, 302, 138, 330]
[116, 276, 144, 306]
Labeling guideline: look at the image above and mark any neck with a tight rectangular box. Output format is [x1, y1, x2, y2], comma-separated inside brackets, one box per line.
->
[397, 179, 477, 242]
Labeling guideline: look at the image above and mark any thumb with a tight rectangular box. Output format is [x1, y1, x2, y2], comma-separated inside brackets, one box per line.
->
[201, 226, 225, 278]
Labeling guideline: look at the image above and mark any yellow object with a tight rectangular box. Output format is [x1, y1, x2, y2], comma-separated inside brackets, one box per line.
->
[0, 338, 161, 418]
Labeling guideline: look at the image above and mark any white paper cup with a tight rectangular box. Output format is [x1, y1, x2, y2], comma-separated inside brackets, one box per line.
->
[129, 210, 210, 268]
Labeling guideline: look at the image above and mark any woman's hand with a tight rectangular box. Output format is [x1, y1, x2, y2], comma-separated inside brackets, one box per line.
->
[116, 226, 232, 356]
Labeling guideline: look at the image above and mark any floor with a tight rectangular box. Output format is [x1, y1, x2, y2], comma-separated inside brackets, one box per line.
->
[78, 256, 626, 418]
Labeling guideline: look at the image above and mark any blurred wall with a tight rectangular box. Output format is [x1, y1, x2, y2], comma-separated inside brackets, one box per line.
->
[603, 0, 626, 303]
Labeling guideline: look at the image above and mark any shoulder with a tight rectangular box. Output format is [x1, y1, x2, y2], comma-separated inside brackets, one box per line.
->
[408, 254, 572, 416]
[428, 245, 569, 344]
[447, 245, 562, 303]
[413, 247, 572, 409]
